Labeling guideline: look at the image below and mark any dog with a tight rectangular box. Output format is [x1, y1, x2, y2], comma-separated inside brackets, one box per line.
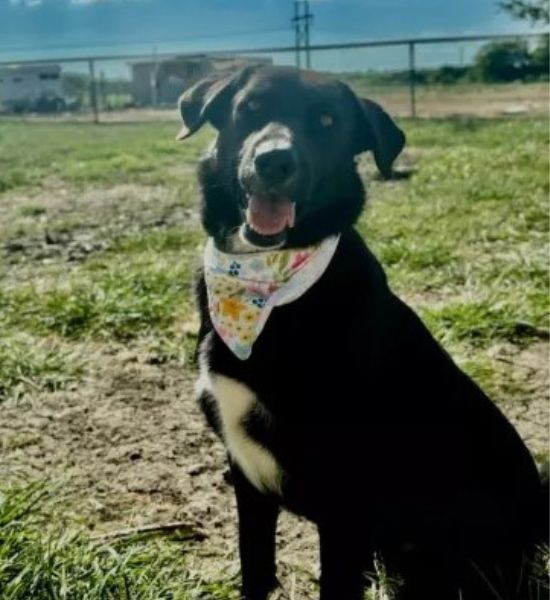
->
[177, 66, 547, 600]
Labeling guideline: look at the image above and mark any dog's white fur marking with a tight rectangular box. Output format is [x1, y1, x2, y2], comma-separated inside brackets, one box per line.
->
[196, 349, 283, 494]
[255, 135, 293, 157]
[211, 375, 283, 494]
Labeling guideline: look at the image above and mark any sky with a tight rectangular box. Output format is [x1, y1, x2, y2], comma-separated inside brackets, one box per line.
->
[0, 0, 539, 74]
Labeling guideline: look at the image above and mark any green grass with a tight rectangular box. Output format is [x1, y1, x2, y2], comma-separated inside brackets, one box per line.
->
[7, 266, 193, 340]
[0, 121, 210, 192]
[423, 301, 548, 347]
[0, 228, 202, 369]
[0, 483, 546, 600]
[18, 204, 47, 218]
[357, 115, 549, 397]
[0, 335, 83, 403]
[0, 483, 237, 599]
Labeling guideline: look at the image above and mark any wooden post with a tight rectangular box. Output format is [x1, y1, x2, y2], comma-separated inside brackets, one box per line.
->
[88, 58, 99, 124]
[408, 41, 417, 119]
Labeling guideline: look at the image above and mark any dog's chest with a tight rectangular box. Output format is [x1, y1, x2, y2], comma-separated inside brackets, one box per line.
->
[196, 366, 283, 494]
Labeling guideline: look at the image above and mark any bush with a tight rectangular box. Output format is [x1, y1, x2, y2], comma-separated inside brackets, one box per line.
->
[472, 37, 549, 82]
[529, 35, 550, 80]
[473, 40, 532, 82]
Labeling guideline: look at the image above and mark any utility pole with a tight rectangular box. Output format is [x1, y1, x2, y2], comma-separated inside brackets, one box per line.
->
[292, 1, 314, 69]
[293, 1, 301, 68]
[303, 0, 313, 69]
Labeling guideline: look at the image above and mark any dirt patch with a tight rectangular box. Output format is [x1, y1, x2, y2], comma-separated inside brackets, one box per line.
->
[355, 82, 549, 119]
[0, 183, 198, 279]
[0, 337, 547, 595]
[0, 343, 321, 592]
[492, 342, 550, 457]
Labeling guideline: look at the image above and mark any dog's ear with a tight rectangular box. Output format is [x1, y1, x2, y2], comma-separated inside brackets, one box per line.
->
[176, 73, 236, 141]
[354, 97, 406, 179]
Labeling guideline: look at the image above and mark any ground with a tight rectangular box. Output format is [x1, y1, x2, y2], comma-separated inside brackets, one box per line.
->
[0, 109, 548, 598]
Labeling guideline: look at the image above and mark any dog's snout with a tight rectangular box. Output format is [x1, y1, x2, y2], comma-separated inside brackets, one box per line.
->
[254, 147, 297, 186]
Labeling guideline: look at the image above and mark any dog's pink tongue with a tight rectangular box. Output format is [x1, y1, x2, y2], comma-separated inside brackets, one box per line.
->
[247, 196, 296, 236]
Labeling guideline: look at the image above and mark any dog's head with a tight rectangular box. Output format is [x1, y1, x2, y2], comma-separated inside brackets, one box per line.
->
[177, 66, 405, 251]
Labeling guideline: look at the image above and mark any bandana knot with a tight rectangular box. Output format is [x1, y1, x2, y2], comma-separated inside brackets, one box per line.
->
[204, 236, 340, 359]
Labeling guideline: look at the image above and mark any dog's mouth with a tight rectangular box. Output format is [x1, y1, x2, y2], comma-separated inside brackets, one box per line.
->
[240, 194, 296, 249]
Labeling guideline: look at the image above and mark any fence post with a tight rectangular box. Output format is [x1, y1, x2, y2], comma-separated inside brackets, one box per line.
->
[99, 70, 107, 109]
[88, 58, 99, 124]
[408, 41, 417, 119]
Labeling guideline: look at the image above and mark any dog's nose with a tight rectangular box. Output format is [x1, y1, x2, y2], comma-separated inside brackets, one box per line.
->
[254, 148, 297, 186]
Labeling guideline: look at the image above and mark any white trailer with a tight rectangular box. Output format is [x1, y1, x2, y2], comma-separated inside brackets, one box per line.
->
[0, 64, 66, 113]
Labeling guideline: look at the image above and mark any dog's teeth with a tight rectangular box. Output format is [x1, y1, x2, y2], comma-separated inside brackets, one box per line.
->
[245, 209, 260, 234]
[245, 207, 253, 228]
[288, 203, 296, 229]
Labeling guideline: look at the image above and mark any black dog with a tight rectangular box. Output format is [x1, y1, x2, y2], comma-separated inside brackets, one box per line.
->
[177, 66, 546, 600]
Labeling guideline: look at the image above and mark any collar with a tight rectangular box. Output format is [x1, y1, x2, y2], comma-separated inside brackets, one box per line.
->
[203, 235, 340, 360]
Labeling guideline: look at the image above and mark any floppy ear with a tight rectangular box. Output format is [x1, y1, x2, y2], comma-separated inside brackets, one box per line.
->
[354, 97, 406, 179]
[176, 73, 236, 141]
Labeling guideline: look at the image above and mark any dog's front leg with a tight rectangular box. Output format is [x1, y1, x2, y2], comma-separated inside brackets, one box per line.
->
[318, 523, 369, 600]
[232, 464, 280, 600]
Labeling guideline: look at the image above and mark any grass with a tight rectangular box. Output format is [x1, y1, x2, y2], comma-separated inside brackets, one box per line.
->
[0, 122, 209, 193]
[6, 265, 194, 340]
[0, 483, 237, 600]
[0, 228, 203, 380]
[0, 114, 548, 597]
[0, 335, 83, 403]
[357, 116, 548, 398]
[1, 484, 546, 600]
[18, 204, 47, 218]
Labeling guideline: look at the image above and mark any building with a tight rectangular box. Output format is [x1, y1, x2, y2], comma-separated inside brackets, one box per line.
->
[129, 55, 272, 107]
[0, 64, 66, 113]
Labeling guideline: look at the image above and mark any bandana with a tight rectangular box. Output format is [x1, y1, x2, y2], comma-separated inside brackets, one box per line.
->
[203, 235, 340, 360]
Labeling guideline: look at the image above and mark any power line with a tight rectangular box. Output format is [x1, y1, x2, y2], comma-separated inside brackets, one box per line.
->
[0, 26, 290, 54]
[292, 1, 313, 69]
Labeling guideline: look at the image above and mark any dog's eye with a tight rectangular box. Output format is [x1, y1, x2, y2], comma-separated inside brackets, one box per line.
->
[320, 114, 334, 128]
[246, 99, 261, 112]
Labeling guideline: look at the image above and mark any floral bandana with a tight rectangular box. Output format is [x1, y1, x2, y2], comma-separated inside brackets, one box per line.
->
[203, 235, 340, 360]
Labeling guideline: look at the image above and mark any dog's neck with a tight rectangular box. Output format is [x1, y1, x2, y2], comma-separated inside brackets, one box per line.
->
[220, 228, 284, 254]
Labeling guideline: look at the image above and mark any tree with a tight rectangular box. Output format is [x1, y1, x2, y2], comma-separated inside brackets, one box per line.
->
[499, 0, 550, 25]
[530, 34, 550, 77]
[473, 40, 532, 81]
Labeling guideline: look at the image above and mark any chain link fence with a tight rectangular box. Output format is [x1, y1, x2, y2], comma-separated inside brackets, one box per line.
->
[0, 31, 547, 123]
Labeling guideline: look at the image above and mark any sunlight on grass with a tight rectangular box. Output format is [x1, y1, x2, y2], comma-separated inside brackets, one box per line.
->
[0, 122, 211, 192]
[0, 334, 83, 403]
[0, 483, 237, 599]
[7, 265, 197, 341]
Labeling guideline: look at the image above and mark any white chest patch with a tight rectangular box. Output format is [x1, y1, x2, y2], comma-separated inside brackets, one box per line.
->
[196, 368, 283, 494]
